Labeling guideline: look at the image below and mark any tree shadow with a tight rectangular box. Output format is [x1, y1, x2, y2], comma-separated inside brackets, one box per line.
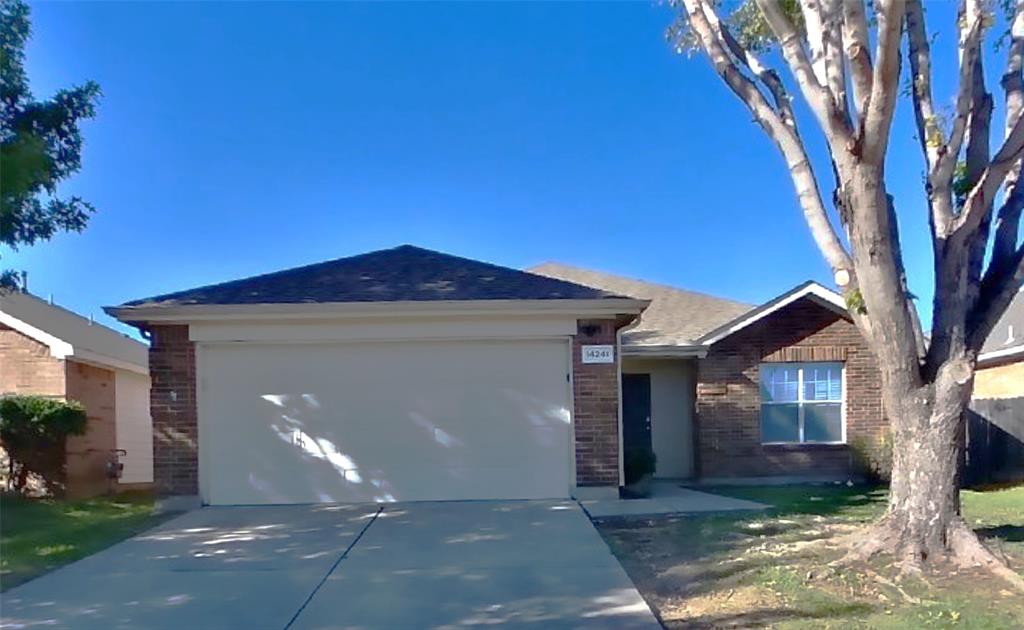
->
[976, 524, 1024, 543]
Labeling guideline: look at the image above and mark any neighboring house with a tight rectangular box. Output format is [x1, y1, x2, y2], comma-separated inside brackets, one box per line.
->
[966, 289, 1024, 485]
[974, 289, 1024, 399]
[1, 291, 154, 496]
[107, 245, 885, 506]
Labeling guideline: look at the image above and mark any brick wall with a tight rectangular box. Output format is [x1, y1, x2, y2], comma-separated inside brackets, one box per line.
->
[696, 298, 885, 478]
[65, 361, 117, 498]
[974, 360, 1024, 399]
[572, 319, 622, 487]
[148, 325, 198, 495]
[0, 325, 65, 396]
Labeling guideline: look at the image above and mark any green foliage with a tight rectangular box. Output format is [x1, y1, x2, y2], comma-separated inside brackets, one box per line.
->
[952, 160, 972, 209]
[668, 0, 805, 55]
[624, 447, 657, 485]
[850, 430, 893, 485]
[0, 395, 87, 494]
[844, 288, 867, 315]
[0, 0, 100, 289]
[0, 395, 87, 446]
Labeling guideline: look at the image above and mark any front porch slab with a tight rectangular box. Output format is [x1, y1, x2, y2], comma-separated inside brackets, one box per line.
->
[578, 481, 768, 519]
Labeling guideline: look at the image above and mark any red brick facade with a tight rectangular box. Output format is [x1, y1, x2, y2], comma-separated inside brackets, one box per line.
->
[148, 325, 198, 494]
[0, 325, 66, 396]
[695, 298, 885, 479]
[64, 362, 118, 498]
[572, 319, 622, 487]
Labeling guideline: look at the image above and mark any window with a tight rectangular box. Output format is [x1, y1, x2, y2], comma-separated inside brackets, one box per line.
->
[760, 362, 844, 444]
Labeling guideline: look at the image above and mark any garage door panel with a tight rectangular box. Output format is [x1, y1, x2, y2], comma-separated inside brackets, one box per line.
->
[200, 340, 571, 504]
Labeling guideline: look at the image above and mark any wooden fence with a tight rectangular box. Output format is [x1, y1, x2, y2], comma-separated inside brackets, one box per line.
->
[965, 397, 1024, 486]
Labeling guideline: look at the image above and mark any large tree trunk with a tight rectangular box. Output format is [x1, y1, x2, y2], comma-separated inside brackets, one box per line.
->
[851, 367, 1024, 587]
[871, 386, 963, 565]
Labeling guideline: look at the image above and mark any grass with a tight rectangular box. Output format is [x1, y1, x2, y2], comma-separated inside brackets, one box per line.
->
[597, 484, 1024, 629]
[0, 491, 171, 591]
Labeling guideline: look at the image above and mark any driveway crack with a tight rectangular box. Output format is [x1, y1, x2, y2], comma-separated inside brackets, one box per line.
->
[283, 505, 383, 629]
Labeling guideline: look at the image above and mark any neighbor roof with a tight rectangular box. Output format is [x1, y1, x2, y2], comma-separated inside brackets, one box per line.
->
[979, 288, 1024, 364]
[529, 263, 753, 350]
[116, 245, 632, 309]
[0, 291, 148, 374]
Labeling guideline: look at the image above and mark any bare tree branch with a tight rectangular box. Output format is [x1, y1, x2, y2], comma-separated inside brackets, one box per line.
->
[964, 54, 994, 311]
[820, 0, 850, 124]
[953, 114, 1024, 236]
[681, 0, 854, 277]
[798, 0, 848, 118]
[995, 0, 1024, 264]
[842, 0, 873, 121]
[906, 0, 954, 234]
[862, 0, 907, 163]
[936, 0, 986, 192]
[755, 0, 853, 142]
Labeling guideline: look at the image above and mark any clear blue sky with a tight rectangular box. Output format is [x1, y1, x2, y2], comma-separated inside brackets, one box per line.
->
[10, 1, 967, 338]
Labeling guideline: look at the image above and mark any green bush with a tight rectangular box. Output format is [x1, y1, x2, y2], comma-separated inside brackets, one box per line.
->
[0, 395, 87, 494]
[850, 430, 893, 485]
[624, 448, 657, 485]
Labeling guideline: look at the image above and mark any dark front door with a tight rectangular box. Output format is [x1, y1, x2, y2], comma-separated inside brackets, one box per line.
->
[622, 373, 653, 455]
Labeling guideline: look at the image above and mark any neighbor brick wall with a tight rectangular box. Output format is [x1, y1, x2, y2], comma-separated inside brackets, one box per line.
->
[64, 361, 117, 498]
[572, 319, 622, 487]
[148, 325, 198, 495]
[973, 360, 1024, 399]
[696, 298, 885, 479]
[0, 325, 65, 396]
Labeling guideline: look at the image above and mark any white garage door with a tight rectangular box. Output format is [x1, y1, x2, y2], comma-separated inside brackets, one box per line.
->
[198, 339, 572, 505]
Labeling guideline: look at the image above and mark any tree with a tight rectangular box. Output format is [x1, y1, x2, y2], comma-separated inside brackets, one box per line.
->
[671, 0, 1024, 586]
[0, 0, 99, 289]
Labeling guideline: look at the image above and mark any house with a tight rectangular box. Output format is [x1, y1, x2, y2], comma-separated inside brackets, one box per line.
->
[532, 264, 885, 482]
[966, 289, 1023, 485]
[106, 245, 886, 505]
[974, 288, 1024, 399]
[1, 291, 154, 496]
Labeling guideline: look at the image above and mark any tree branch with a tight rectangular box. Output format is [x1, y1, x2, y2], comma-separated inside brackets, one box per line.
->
[842, 0, 873, 122]
[995, 0, 1024, 264]
[953, 114, 1024, 236]
[936, 0, 986, 193]
[862, 0, 907, 163]
[681, 0, 854, 277]
[755, 0, 853, 143]
[906, 0, 954, 235]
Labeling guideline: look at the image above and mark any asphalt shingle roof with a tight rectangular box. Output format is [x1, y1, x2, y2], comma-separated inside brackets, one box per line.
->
[529, 263, 753, 348]
[981, 288, 1024, 355]
[119, 245, 629, 308]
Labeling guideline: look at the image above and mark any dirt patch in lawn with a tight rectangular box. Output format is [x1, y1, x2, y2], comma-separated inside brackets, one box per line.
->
[596, 485, 1024, 629]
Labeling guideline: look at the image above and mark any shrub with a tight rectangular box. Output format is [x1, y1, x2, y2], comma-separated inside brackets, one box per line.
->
[624, 448, 657, 485]
[850, 430, 893, 485]
[0, 395, 87, 494]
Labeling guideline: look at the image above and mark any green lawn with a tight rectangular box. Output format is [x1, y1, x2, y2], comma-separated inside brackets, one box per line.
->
[597, 484, 1024, 629]
[0, 491, 171, 591]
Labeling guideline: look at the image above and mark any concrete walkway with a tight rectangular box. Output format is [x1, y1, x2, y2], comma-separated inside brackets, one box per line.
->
[1, 501, 659, 629]
[579, 481, 768, 519]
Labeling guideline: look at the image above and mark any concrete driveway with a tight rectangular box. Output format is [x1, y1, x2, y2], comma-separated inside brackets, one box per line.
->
[1, 500, 659, 629]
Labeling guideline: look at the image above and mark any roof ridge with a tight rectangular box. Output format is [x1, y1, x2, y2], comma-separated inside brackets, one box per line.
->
[529, 261, 754, 308]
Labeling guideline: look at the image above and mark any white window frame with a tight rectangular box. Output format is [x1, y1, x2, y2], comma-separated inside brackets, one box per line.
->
[760, 362, 846, 445]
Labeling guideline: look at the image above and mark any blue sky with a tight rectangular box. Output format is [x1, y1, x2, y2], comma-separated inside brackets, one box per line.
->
[9, 1, 970, 337]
